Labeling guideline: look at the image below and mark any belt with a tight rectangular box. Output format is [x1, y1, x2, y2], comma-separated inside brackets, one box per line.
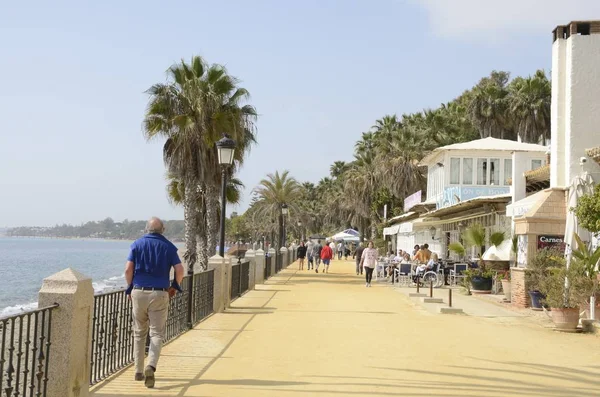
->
[133, 286, 169, 292]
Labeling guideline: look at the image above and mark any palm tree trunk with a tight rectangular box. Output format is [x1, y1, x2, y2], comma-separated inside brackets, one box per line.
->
[205, 184, 219, 258]
[196, 194, 209, 271]
[183, 183, 198, 275]
[370, 211, 378, 240]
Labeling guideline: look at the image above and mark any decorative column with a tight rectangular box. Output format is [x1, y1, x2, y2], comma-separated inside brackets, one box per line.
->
[254, 249, 265, 284]
[38, 268, 94, 397]
[208, 255, 231, 312]
[245, 249, 256, 291]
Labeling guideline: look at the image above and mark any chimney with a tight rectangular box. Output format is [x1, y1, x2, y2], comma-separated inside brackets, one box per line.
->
[550, 20, 600, 187]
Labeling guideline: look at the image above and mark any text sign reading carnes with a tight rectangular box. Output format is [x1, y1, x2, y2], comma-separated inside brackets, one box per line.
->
[404, 191, 422, 212]
[537, 235, 565, 250]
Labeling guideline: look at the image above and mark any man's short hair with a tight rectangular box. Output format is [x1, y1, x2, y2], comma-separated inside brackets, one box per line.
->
[146, 217, 165, 234]
[423, 243, 429, 249]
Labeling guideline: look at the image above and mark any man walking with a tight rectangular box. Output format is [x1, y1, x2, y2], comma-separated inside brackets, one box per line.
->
[321, 240, 334, 273]
[125, 217, 184, 388]
[355, 242, 365, 275]
[313, 240, 323, 273]
[306, 239, 314, 270]
[337, 241, 344, 260]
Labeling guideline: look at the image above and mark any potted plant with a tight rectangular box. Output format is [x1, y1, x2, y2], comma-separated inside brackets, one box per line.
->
[525, 248, 563, 310]
[448, 224, 505, 294]
[571, 233, 600, 320]
[539, 257, 589, 331]
[497, 271, 511, 301]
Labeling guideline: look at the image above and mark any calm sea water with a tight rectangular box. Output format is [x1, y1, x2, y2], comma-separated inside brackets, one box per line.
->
[0, 237, 180, 317]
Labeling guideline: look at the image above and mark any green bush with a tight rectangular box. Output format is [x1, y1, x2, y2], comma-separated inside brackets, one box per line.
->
[525, 248, 565, 292]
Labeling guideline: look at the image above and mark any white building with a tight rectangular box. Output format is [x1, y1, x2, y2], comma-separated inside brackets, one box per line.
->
[384, 137, 547, 259]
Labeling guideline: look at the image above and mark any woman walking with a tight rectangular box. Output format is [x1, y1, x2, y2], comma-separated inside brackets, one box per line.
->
[360, 241, 378, 287]
[297, 241, 307, 270]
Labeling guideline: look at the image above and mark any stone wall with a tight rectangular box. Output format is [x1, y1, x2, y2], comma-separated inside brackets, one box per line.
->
[511, 268, 528, 308]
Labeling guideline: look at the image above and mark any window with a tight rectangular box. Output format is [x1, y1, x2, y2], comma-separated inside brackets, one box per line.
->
[450, 158, 460, 184]
[477, 159, 487, 185]
[504, 159, 512, 185]
[489, 158, 500, 185]
[531, 159, 542, 170]
[463, 158, 473, 185]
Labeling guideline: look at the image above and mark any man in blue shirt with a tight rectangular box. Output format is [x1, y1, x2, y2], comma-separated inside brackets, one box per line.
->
[125, 217, 184, 388]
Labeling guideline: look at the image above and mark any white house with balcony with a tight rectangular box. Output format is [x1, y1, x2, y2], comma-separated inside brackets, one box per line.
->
[384, 137, 548, 259]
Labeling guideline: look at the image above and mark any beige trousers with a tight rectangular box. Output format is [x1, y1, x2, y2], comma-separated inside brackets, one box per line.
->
[131, 290, 169, 373]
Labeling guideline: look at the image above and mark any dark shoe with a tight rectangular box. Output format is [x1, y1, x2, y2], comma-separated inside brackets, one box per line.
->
[144, 366, 155, 388]
[315, 269, 318, 273]
[134, 373, 144, 381]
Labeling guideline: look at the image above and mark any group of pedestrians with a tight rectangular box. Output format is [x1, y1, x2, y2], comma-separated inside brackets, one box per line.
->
[296, 239, 338, 273]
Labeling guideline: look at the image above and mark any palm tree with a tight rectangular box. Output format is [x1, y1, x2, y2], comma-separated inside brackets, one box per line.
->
[468, 71, 514, 140]
[344, 152, 379, 239]
[330, 161, 347, 179]
[507, 70, 551, 144]
[144, 55, 256, 271]
[252, 171, 301, 247]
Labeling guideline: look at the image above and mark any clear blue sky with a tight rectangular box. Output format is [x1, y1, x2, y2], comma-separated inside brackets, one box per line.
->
[1, 0, 599, 227]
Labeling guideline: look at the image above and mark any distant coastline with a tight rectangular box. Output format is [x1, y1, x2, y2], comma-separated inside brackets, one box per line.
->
[6, 218, 185, 242]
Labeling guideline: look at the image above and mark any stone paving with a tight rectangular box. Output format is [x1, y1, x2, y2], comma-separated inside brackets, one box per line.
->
[91, 259, 600, 397]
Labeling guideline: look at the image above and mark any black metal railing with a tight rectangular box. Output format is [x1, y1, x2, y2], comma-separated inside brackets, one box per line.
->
[90, 271, 215, 385]
[0, 304, 58, 397]
[276, 252, 282, 272]
[230, 263, 241, 300]
[192, 270, 214, 325]
[240, 261, 250, 294]
[90, 288, 134, 385]
[265, 255, 272, 279]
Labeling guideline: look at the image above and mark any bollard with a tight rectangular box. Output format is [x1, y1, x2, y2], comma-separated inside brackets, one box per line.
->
[449, 288, 453, 307]
[416, 275, 420, 293]
[429, 280, 433, 298]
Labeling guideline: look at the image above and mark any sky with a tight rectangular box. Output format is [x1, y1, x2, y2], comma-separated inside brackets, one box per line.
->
[1, 0, 599, 227]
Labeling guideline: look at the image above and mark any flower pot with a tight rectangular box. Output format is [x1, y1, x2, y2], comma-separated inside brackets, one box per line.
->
[501, 280, 511, 301]
[551, 307, 580, 331]
[471, 276, 493, 294]
[528, 290, 545, 311]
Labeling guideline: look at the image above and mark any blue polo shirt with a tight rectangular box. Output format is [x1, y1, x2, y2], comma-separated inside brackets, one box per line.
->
[127, 233, 181, 289]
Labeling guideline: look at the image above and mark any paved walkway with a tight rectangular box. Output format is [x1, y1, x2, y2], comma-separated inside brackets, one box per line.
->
[91, 260, 600, 397]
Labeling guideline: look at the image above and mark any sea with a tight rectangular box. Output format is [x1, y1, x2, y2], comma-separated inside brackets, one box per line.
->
[0, 237, 183, 317]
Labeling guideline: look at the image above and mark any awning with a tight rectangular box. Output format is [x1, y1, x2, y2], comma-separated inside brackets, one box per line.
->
[423, 194, 511, 219]
[383, 225, 400, 236]
[506, 190, 549, 217]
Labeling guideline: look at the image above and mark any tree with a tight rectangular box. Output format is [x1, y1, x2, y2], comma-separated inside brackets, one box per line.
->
[573, 184, 600, 235]
[507, 70, 551, 144]
[144, 55, 256, 271]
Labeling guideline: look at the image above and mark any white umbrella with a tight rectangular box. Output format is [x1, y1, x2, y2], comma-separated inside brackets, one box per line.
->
[564, 172, 595, 268]
[482, 239, 512, 261]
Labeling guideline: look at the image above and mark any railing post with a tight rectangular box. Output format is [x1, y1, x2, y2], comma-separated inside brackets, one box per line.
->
[245, 249, 257, 290]
[38, 268, 94, 397]
[186, 268, 194, 329]
[208, 255, 231, 313]
[280, 247, 288, 269]
[268, 248, 276, 275]
[254, 249, 265, 285]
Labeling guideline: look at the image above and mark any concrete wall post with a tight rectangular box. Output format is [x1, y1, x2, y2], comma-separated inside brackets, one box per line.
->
[38, 268, 94, 397]
[254, 249, 265, 284]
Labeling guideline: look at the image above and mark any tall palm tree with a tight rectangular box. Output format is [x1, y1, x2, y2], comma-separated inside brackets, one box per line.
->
[144, 55, 256, 271]
[507, 70, 551, 144]
[330, 161, 347, 179]
[252, 171, 301, 247]
[344, 152, 379, 239]
[468, 71, 514, 140]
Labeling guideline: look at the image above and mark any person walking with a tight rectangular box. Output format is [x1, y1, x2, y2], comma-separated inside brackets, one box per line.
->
[306, 240, 314, 270]
[321, 240, 334, 273]
[337, 241, 344, 260]
[355, 242, 365, 276]
[297, 241, 307, 270]
[360, 241, 378, 287]
[125, 217, 184, 388]
[313, 240, 323, 273]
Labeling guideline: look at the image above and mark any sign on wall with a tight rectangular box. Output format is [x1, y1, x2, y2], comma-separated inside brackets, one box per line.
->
[517, 234, 528, 268]
[404, 191, 422, 212]
[537, 235, 565, 251]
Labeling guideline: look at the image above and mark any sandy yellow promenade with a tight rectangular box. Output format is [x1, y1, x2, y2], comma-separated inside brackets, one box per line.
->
[91, 259, 600, 397]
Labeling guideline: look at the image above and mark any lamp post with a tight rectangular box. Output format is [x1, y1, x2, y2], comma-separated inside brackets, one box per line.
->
[216, 135, 236, 257]
[281, 203, 289, 247]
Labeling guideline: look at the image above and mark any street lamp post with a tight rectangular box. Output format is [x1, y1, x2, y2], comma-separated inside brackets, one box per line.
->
[281, 203, 288, 247]
[216, 135, 236, 257]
